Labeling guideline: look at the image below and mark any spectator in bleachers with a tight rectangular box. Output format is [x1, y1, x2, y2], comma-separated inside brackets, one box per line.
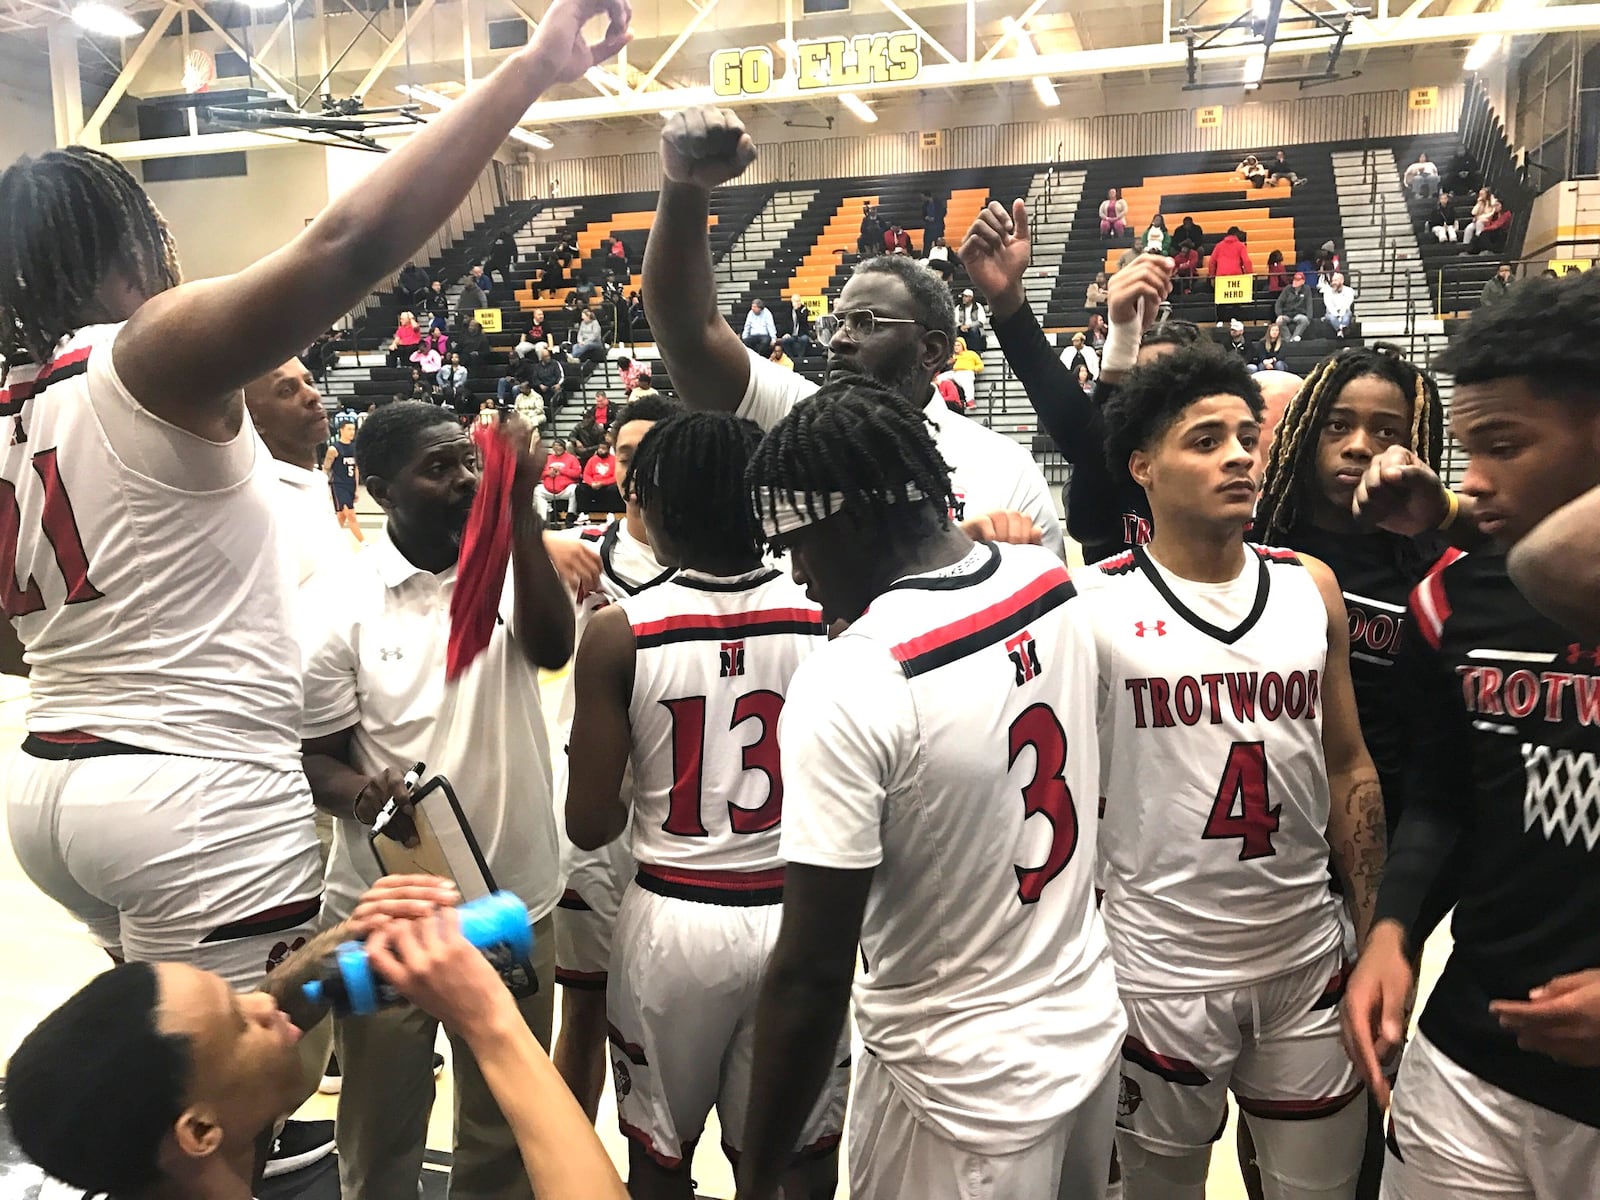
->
[1425, 191, 1458, 242]
[455, 319, 490, 369]
[1116, 245, 1140, 272]
[782, 300, 815, 361]
[1267, 249, 1288, 293]
[1467, 199, 1512, 255]
[1223, 318, 1250, 360]
[570, 309, 608, 380]
[1269, 149, 1301, 187]
[513, 381, 545, 430]
[1541, 267, 1560, 279]
[1209, 227, 1253, 322]
[388, 311, 423, 367]
[526, 309, 548, 350]
[1086, 271, 1110, 309]
[883, 224, 913, 255]
[1319, 272, 1357, 338]
[921, 189, 945, 246]
[580, 438, 619, 503]
[1251, 320, 1286, 373]
[1239, 154, 1268, 188]
[858, 204, 883, 257]
[536, 438, 581, 519]
[605, 236, 628, 278]
[1172, 242, 1200, 294]
[1142, 214, 1171, 255]
[1099, 187, 1129, 237]
[949, 337, 984, 401]
[741, 297, 777, 356]
[498, 349, 534, 403]
[1315, 240, 1341, 283]
[1462, 188, 1499, 247]
[1071, 362, 1093, 391]
[926, 236, 954, 280]
[397, 262, 431, 308]
[1175, 215, 1205, 250]
[1274, 270, 1313, 341]
[1059, 331, 1099, 380]
[590, 394, 614, 431]
[627, 290, 646, 328]
[530, 343, 565, 412]
[407, 367, 433, 403]
[1479, 262, 1514, 308]
[423, 280, 450, 331]
[1087, 313, 1109, 348]
[569, 273, 598, 310]
[539, 251, 565, 298]
[476, 396, 499, 426]
[767, 344, 794, 371]
[1404, 152, 1440, 201]
[617, 354, 653, 397]
[457, 274, 487, 325]
[483, 228, 517, 289]
[555, 232, 577, 266]
[411, 330, 445, 381]
[468, 263, 490, 298]
[956, 288, 989, 352]
[437, 352, 471, 411]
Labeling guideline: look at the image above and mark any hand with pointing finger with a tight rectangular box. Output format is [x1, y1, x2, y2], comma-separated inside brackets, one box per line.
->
[959, 200, 1031, 323]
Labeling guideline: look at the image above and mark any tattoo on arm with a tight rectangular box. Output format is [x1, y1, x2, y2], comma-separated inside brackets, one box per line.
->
[1335, 778, 1386, 945]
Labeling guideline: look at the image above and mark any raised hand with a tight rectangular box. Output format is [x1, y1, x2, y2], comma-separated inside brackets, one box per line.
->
[661, 107, 758, 191]
[1352, 445, 1451, 535]
[959, 200, 1031, 322]
[527, 0, 632, 87]
[1106, 255, 1174, 335]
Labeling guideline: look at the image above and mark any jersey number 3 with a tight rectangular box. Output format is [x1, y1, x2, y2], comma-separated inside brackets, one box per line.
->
[661, 692, 784, 837]
[1008, 703, 1079, 905]
[1202, 741, 1280, 860]
[0, 449, 102, 618]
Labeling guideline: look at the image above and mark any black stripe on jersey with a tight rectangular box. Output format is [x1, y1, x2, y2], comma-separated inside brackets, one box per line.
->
[557, 889, 593, 912]
[882, 541, 1001, 592]
[635, 871, 784, 907]
[672, 568, 781, 592]
[199, 897, 321, 943]
[1252, 545, 1305, 567]
[600, 524, 676, 597]
[1121, 1036, 1210, 1086]
[896, 579, 1076, 679]
[1094, 550, 1139, 576]
[0, 353, 89, 416]
[1135, 545, 1271, 645]
[1384, 1117, 1404, 1163]
[634, 618, 828, 649]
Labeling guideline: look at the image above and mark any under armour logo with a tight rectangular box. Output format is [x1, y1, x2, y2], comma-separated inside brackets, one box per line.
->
[379, 647, 404, 661]
[1567, 644, 1600, 667]
[1005, 630, 1041, 686]
[1134, 621, 1167, 638]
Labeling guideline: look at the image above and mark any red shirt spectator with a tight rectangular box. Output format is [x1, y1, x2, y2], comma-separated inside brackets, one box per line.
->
[1173, 245, 1200, 278]
[882, 226, 912, 254]
[1208, 229, 1253, 278]
[582, 446, 618, 489]
[541, 451, 581, 492]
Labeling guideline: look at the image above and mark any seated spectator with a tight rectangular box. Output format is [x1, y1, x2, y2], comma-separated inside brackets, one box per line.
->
[437, 352, 472, 415]
[926, 236, 954, 280]
[511, 381, 545, 429]
[1425, 191, 1458, 242]
[1268, 149, 1301, 187]
[397, 261, 431, 307]
[529, 343, 565, 412]
[423, 280, 450, 331]
[1099, 187, 1128, 237]
[605, 236, 628, 278]
[1058, 331, 1099, 380]
[1172, 242, 1200, 293]
[536, 437, 582, 519]
[591, 393, 614, 431]
[1404, 152, 1440, 201]
[882, 224, 912, 255]
[455, 319, 490, 368]
[626, 290, 646, 328]
[1085, 271, 1110, 309]
[741, 297, 777, 356]
[1318, 271, 1357, 337]
[523, 309, 548, 353]
[1479, 261, 1514, 308]
[555, 233, 577, 266]
[497, 346, 534, 403]
[1142, 214, 1171, 255]
[935, 374, 967, 413]
[1461, 188, 1499, 248]
[956, 289, 989, 352]
[569, 309, 608, 380]
[1238, 154, 1268, 188]
[1250, 321, 1286, 373]
[782, 300, 815, 361]
[569, 274, 598, 309]
[476, 397, 499, 426]
[407, 367, 434, 402]
[539, 251, 564, 297]
[1223, 318, 1250, 359]
[1468, 201, 1512, 254]
[410, 331, 444, 381]
[945, 336, 984, 409]
[768, 345, 794, 371]
[617, 354, 653, 397]
[569, 414, 603, 460]
[1174, 215, 1205, 251]
[580, 439, 620, 501]
[1086, 313, 1109, 348]
[1274, 270, 1313, 341]
[858, 204, 883, 257]
[467, 263, 490, 298]
[1266, 249, 1288, 293]
[389, 311, 423, 367]
[1316, 240, 1341, 283]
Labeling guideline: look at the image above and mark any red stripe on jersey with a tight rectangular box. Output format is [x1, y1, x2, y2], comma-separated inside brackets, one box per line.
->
[617, 1118, 684, 1170]
[1253, 546, 1303, 565]
[1121, 1035, 1210, 1086]
[1236, 1085, 1364, 1121]
[1097, 550, 1136, 572]
[890, 567, 1071, 665]
[30, 729, 105, 744]
[0, 346, 92, 407]
[630, 606, 822, 639]
[1426, 547, 1465, 577]
[1409, 570, 1452, 650]
[636, 862, 786, 892]
[607, 1022, 650, 1065]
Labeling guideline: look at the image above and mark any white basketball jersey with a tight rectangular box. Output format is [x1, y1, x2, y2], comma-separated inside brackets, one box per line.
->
[620, 566, 827, 874]
[1074, 544, 1344, 996]
[782, 542, 1123, 1151]
[0, 325, 302, 770]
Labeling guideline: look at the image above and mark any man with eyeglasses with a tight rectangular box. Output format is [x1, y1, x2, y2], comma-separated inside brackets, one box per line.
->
[643, 108, 1064, 559]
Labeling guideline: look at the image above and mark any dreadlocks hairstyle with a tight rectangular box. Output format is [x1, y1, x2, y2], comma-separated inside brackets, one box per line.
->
[630, 411, 765, 566]
[747, 375, 957, 544]
[1256, 343, 1443, 539]
[1101, 344, 1262, 477]
[352, 399, 460, 483]
[1435, 268, 1600, 398]
[850, 254, 957, 347]
[0, 147, 181, 374]
[1141, 318, 1202, 351]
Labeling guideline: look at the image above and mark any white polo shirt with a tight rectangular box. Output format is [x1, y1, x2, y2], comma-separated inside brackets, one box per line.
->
[273, 459, 354, 590]
[735, 350, 1065, 558]
[299, 530, 562, 925]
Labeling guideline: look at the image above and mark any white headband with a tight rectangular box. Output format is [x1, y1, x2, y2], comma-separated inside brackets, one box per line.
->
[760, 485, 926, 539]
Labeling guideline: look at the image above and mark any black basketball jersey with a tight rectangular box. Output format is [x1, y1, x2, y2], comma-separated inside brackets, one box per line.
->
[1391, 550, 1600, 1127]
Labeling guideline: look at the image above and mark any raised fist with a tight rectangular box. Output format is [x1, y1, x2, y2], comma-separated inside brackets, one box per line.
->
[661, 107, 758, 191]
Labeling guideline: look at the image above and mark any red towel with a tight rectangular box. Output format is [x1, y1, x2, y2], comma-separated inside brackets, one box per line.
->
[447, 425, 515, 680]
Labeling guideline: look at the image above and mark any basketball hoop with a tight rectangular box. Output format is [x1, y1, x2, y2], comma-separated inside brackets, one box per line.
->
[182, 49, 215, 95]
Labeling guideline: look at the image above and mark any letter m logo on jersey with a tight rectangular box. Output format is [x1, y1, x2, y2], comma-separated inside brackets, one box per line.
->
[1005, 630, 1041, 687]
[720, 640, 746, 679]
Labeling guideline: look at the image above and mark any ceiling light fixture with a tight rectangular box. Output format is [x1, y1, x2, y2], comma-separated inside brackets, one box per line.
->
[1463, 34, 1501, 71]
[1242, 47, 1266, 88]
[839, 92, 877, 123]
[1033, 77, 1060, 107]
[70, 1, 142, 37]
[508, 127, 555, 150]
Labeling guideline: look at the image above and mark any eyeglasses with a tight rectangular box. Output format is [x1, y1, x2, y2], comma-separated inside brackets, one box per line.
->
[835, 309, 927, 340]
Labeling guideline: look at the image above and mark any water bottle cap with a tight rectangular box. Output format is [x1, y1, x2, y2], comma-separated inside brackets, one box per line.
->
[301, 979, 324, 1005]
[459, 891, 532, 958]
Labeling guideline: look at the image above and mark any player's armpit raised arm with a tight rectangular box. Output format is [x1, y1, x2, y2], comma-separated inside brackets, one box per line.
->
[1302, 553, 1386, 948]
[1508, 483, 1600, 640]
[565, 604, 635, 850]
[113, 0, 631, 435]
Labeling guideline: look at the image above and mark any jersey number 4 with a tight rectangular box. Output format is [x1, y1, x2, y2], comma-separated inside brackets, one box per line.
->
[1008, 703, 1080, 905]
[1202, 741, 1281, 860]
[0, 449, 102, 618]
[660, 692, 784, 837]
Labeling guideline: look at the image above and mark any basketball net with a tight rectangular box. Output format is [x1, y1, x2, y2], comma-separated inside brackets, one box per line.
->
[182, 49, 215, 95]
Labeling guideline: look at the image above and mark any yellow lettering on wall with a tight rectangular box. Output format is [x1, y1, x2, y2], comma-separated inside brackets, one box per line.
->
[886, 31, 921, 81]
[711, 47, 742, 98]
[796, 42, 829, 90]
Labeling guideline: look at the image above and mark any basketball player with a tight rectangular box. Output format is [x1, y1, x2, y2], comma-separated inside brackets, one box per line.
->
[1342, 270, 1600, 1197]
[325, 417, 365, 543]
[737, 381, 1124, 1200]
[3, 875, 627, 1200]
[0, 0, 630, 1008]
[642, 107, 1063, 556]
[547, 391, 678, 1120]
[1070, 346, 1385, 1200]
[565, 411, 843, 1199]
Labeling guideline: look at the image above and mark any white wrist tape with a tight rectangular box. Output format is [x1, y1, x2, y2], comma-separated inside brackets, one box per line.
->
[1100, 322, 1140, 375]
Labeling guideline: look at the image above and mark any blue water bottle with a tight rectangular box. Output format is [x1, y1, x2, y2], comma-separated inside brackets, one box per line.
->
[301, 891, 533, 1016]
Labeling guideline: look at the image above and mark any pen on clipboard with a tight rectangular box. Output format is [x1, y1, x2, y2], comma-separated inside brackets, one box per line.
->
[371, 761, 426, 838]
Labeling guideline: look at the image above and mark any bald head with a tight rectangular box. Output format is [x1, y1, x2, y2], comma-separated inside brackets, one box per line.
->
[1252, 369, 1303, 460]
[245, 358, 328, 469]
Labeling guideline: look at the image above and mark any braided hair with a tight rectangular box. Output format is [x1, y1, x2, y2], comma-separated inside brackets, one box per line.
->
[0, 147, 181, 376]
[1255, 344, 1442, 539]
[747, 375, 957, 544]
[630, 410, 766, 566]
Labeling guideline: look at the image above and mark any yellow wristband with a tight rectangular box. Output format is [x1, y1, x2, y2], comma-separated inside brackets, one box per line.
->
[1437, 489, 1461, 531]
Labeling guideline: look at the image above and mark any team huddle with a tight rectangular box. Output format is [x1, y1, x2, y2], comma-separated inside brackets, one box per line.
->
[1, 1, 1598, 1198]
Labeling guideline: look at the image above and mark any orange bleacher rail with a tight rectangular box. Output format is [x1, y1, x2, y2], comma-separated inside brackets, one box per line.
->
[785, 195, 877, 301]
[515, 211, 716, 311]
[1102, 171, 1297, 276]
[940, 188, 991, 253]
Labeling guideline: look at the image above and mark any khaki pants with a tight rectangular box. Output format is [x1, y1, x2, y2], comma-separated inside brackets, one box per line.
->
[333, 913, 556, 1200]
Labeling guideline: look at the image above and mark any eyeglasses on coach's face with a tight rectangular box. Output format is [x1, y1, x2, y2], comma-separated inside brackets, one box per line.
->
[835, 309, 928, 340]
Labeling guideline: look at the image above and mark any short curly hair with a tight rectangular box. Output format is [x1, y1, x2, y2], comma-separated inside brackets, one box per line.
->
[1102, 344, 1263, 476]
[851, 254, 956, 347]
[1435, 269, 1600, 397]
